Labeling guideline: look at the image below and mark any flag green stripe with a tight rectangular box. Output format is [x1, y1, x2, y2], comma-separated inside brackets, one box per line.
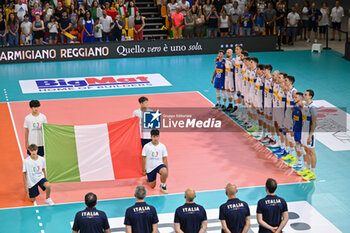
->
[43, 124, 81, 183]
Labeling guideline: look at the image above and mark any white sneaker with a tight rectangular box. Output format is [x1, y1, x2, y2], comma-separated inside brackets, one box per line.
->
[45, 198, 55, 206]
[160, 185, 168, 194]
[291, 161, 303, 168]
[314, 39, 318, 43]
[252, 131, 263, 137]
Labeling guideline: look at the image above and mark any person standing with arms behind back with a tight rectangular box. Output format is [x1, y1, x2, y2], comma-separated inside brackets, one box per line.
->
[124, 185, 159, 233]
[219, 183, 251, 233]
[174, 188, 207, 233]
[257, 178, 288, 233]
[142, 129, 169, 194]
[72, 192, 111, 233]
[24, 100, 47, 157]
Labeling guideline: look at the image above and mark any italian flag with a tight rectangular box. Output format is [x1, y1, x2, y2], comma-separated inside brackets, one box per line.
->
[43, 117, 142, 183]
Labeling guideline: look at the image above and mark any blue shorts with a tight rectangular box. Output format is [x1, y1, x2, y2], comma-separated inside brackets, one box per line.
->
[27, 146, 44, 157]
[293, 130, 302, 143]
[147, 164, 166, 183]
[214, 79, 225, 90]
[141, 139, 152, 148]
[29, 178, 48, 198]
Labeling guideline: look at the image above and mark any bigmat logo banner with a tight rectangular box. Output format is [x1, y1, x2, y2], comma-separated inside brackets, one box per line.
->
[0, 36, 276, 64]
[19, 73, 171, 93]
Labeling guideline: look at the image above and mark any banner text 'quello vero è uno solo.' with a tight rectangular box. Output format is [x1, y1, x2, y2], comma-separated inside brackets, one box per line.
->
[0, 36, 276, 64]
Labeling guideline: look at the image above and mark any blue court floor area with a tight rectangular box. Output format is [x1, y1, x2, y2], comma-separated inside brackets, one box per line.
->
[1, 49, 350, 233]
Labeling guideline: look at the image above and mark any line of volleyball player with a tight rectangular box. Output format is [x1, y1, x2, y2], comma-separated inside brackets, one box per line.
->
[212, 46, 317, 181]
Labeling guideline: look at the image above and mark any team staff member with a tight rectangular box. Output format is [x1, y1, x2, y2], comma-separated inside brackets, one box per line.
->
[72, 192, 111, 233]
[142, 129, 169, 194]
[219, 183, 251, 233]
[257, 178, 288, 233]
[133, 96, 152, 148]
[124, 185, 159, 233]
[24, 100, 47, 156]
[174, 188, 207, 233]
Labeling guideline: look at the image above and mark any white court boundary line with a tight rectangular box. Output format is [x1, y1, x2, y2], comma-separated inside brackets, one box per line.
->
[6, 102, 24, 161]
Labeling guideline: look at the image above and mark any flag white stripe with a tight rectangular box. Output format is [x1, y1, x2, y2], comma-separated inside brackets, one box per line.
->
[75, 124, 115, 181]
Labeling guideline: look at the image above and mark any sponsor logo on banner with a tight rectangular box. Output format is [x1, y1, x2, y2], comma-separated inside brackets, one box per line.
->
[143, 111, 162, 129]
[314, 100, 349, 151]
[19, 74, 172, 93]
[70, 201, 341, 233]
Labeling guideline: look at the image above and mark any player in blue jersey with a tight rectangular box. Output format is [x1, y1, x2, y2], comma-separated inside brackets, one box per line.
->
[211, 50, 226, 109]
[288, 92, 305, 169]
[298, 89, 318, 181]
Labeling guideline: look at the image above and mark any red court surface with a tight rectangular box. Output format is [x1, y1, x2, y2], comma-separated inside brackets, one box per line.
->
[6, 92, 303, 207]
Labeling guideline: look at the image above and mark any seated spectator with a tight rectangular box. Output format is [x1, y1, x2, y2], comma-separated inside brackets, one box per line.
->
[72, 192, 111, 233]
[28, 0, 40, 10]
[47, 16, 58, 44]
[94, 17, 103, 41]
[30, 2, 42, 22]
[100, 10, 113, 41]
[59, 11, 72, 44]
[219, 9, 229, 37]
[254, 8, 264, 36]
[207, 6, 219, 37]
[229, 1, 241, 37]
[174, 189, 207, 233]
[184, 8, 195, 38]
[111, 14, 123, 41]
[257, 0, 265, 13]
[21, 14, 32, 45]
[195, 8, 205, 37]
[83, 11, 95, 42]
[241, 6, 252, 36]
[32, 13, 44, 45]
[124, 185, 159, 233]
[171, 6, 184, 39]
[133, 10, 144, 40]
[0, 12, 7, 47]
[5, 2, 15, 22]
[7, 12, 19, 46]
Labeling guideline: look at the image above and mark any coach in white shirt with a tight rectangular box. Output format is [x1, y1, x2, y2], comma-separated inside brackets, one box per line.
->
[132, 96, 152, 148]
[24, 100, 47, 157]
[330, 0, 344, 41]
[142, 129, 169, 194]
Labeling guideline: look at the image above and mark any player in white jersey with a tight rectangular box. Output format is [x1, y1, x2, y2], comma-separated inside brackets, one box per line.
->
[259, 65, 273, 142]
[246, 57, 259, 131]
[298, 89, 317, 181]
[231, 45, 243, 115]
[272, 72, 288, 155]
[266, 70, 280, 147]
[235, 51, 249, 121]
[224, 49, 235, 112]
[250, 64, 265, 137]
[279, 75, 297, 160]
[241, 57, 252, 126]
